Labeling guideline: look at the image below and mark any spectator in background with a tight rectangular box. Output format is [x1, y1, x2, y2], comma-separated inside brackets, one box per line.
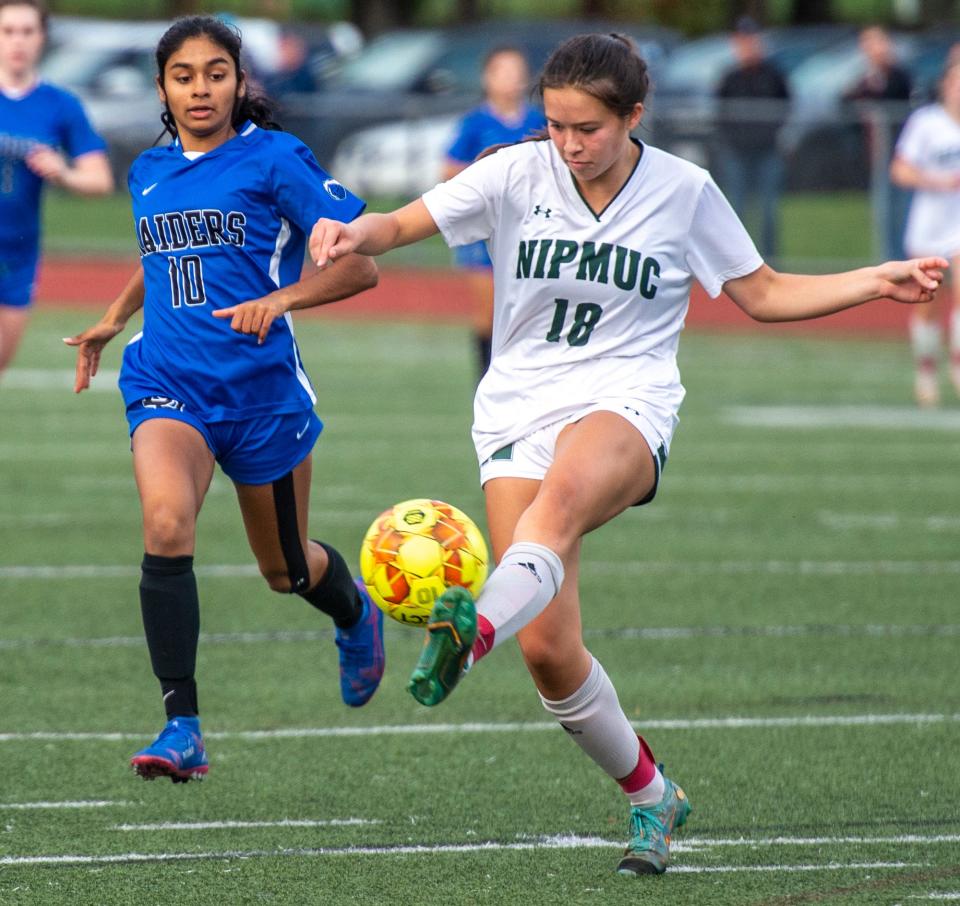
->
[263, 28, 317, 97]
[843, 25, 913, 260]
[890, 56, 960, 407]
[0, 0, 112, 383]
[714, 16, 790, 261]
[442, 46, 545, 379]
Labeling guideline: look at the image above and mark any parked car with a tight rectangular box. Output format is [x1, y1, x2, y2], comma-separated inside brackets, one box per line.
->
[281, 21, 678, 169]
[648, 25, 856, 171]
[783, 31, 959, 189]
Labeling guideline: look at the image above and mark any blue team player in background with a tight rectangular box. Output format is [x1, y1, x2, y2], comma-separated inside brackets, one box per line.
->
[442, 46, 544, 379]
[65, 16, 384, 783]
[0, 0, 112, 382]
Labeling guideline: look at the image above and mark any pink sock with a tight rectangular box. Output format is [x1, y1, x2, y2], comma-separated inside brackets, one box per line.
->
[471, 614, 495, 662]
[618, 736, 657, 795]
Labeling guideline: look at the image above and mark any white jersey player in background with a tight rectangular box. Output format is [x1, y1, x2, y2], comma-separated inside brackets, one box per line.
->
[310, 33, 945, 879]
[891, 55, 960, 407]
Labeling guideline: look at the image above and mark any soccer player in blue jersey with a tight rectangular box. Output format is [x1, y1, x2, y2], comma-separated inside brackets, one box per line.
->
[64, 16, 384, 783]
[0, 0, 112, 381]
[442, 46, 544, 379]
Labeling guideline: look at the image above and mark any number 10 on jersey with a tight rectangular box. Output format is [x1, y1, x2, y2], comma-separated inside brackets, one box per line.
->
[168, 255, 207, 308]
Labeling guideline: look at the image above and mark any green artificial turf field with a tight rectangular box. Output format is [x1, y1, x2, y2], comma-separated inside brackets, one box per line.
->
[1, 310, 958, 905]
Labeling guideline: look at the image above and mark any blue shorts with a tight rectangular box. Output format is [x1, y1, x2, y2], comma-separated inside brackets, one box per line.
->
[126, 396, 324, 486]
[0, 255, 39, 308]
[453, 241, 492, 269]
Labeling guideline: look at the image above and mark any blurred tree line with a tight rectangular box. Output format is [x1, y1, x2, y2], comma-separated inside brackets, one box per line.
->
[54, 0, 959, 32]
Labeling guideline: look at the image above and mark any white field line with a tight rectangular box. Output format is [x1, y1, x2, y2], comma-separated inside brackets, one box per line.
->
[0, 841, 925, 873]
[113, 818, 380, 831]
[586, 560, 960, 576]
[5, 559, 960, 583]
[908, 895, 960, 900]
[724, 404, 960, 431]
[1, 368, 119, 392]
[0, 800, 129, 810]
[1, 712, 957, 744]
[676, 834, 960, 850]
[3, 622, 958, 653]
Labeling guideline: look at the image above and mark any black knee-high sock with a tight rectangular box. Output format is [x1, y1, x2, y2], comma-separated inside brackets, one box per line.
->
[139, 553, 200, 718]
[475, 333, 492, 378]
[298, 542, 363, 630]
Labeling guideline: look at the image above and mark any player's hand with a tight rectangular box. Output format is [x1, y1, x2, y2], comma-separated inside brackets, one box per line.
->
[25, 145, 68, 185]
[62, 321, 124, 393]
[876, 257, 948, 304]
[310, 218, 360, 268]
[212, 297, 285, 344]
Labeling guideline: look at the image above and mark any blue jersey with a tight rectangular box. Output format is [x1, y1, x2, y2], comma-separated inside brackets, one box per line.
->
[446, 104, 545, 166]
[120, 122, 364, 422]
[0, 82, 105, 258]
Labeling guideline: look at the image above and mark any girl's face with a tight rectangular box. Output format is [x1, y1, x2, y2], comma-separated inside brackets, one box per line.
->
[0, 4, 44, 80]
[483, 51, 529, 106]
[543, 85, 642, 184]
[158, 34, 245, 150]
[942, 64, 960, 111]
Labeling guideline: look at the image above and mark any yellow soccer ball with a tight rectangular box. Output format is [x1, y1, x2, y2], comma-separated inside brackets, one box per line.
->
[359, 498, 488, 626]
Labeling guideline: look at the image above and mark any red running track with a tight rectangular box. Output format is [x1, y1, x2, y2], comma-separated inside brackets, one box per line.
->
[36, 256, 912, 338]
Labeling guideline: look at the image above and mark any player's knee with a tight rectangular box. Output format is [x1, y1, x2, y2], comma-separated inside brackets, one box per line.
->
[142, 506, 194, 555]
[524, 481, 584, 546]
[260, 566, 297, 594]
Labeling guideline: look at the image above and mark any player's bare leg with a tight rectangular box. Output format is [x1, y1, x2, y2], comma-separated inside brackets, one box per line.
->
[910, 295, 942, 407]
[236, 454, 384, 707]
[130, 418, 215, 782]
[948, 255, 960, 398]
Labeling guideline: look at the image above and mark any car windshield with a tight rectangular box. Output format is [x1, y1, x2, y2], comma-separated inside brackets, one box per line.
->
[335, 31, 443, 90]
[41, 45, 121, 90]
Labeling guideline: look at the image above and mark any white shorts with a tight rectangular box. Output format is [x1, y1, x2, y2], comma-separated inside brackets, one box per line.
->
[478, 397, 675, 504]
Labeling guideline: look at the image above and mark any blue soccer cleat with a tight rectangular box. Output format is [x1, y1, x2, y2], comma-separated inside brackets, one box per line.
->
[334, 580, 385, 707]
[130, 715, 208, 783]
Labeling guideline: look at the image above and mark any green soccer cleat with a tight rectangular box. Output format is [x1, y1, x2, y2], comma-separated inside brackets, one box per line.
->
[617, 775, 691, 877]
[407, 586, 478, 706]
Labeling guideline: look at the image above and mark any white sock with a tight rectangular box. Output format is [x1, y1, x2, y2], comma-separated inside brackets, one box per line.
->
[910, 317, 942, 364]
[540, 656, 664, 807]
[474, 541, 563, 652]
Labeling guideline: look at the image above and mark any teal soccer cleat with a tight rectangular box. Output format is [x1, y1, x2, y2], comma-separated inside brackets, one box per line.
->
[617, 775, 691, 876]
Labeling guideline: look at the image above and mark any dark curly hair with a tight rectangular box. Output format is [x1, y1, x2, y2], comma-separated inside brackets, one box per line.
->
[155, 15, 280, 142]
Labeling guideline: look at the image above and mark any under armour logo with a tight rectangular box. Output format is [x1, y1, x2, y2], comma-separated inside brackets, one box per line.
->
[533, 205, 552, 218]
[517, 561, 542, 582]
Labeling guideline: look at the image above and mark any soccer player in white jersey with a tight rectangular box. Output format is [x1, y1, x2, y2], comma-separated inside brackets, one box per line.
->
[891, 56, 960, 406]
[65, 17, 384, 783]
[310, 34, 945, 876]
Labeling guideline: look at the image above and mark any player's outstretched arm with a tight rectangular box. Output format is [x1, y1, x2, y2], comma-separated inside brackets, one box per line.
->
[212, 253, 378, 344]
[310, 199, 440, 267]
[26, 147, 114, 196]
[724, 258, 947, 323]
[63, 267, 145, 393]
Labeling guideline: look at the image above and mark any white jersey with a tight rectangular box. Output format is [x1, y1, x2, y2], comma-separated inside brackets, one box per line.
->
[422, 139, 762, 464]
[896, 104, 960, 259]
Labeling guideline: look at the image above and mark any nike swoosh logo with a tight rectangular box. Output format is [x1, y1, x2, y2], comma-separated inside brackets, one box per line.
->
[296, 419, 311, 440]
[162, 690, 174, 702]
[142, 182, 158, 196]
